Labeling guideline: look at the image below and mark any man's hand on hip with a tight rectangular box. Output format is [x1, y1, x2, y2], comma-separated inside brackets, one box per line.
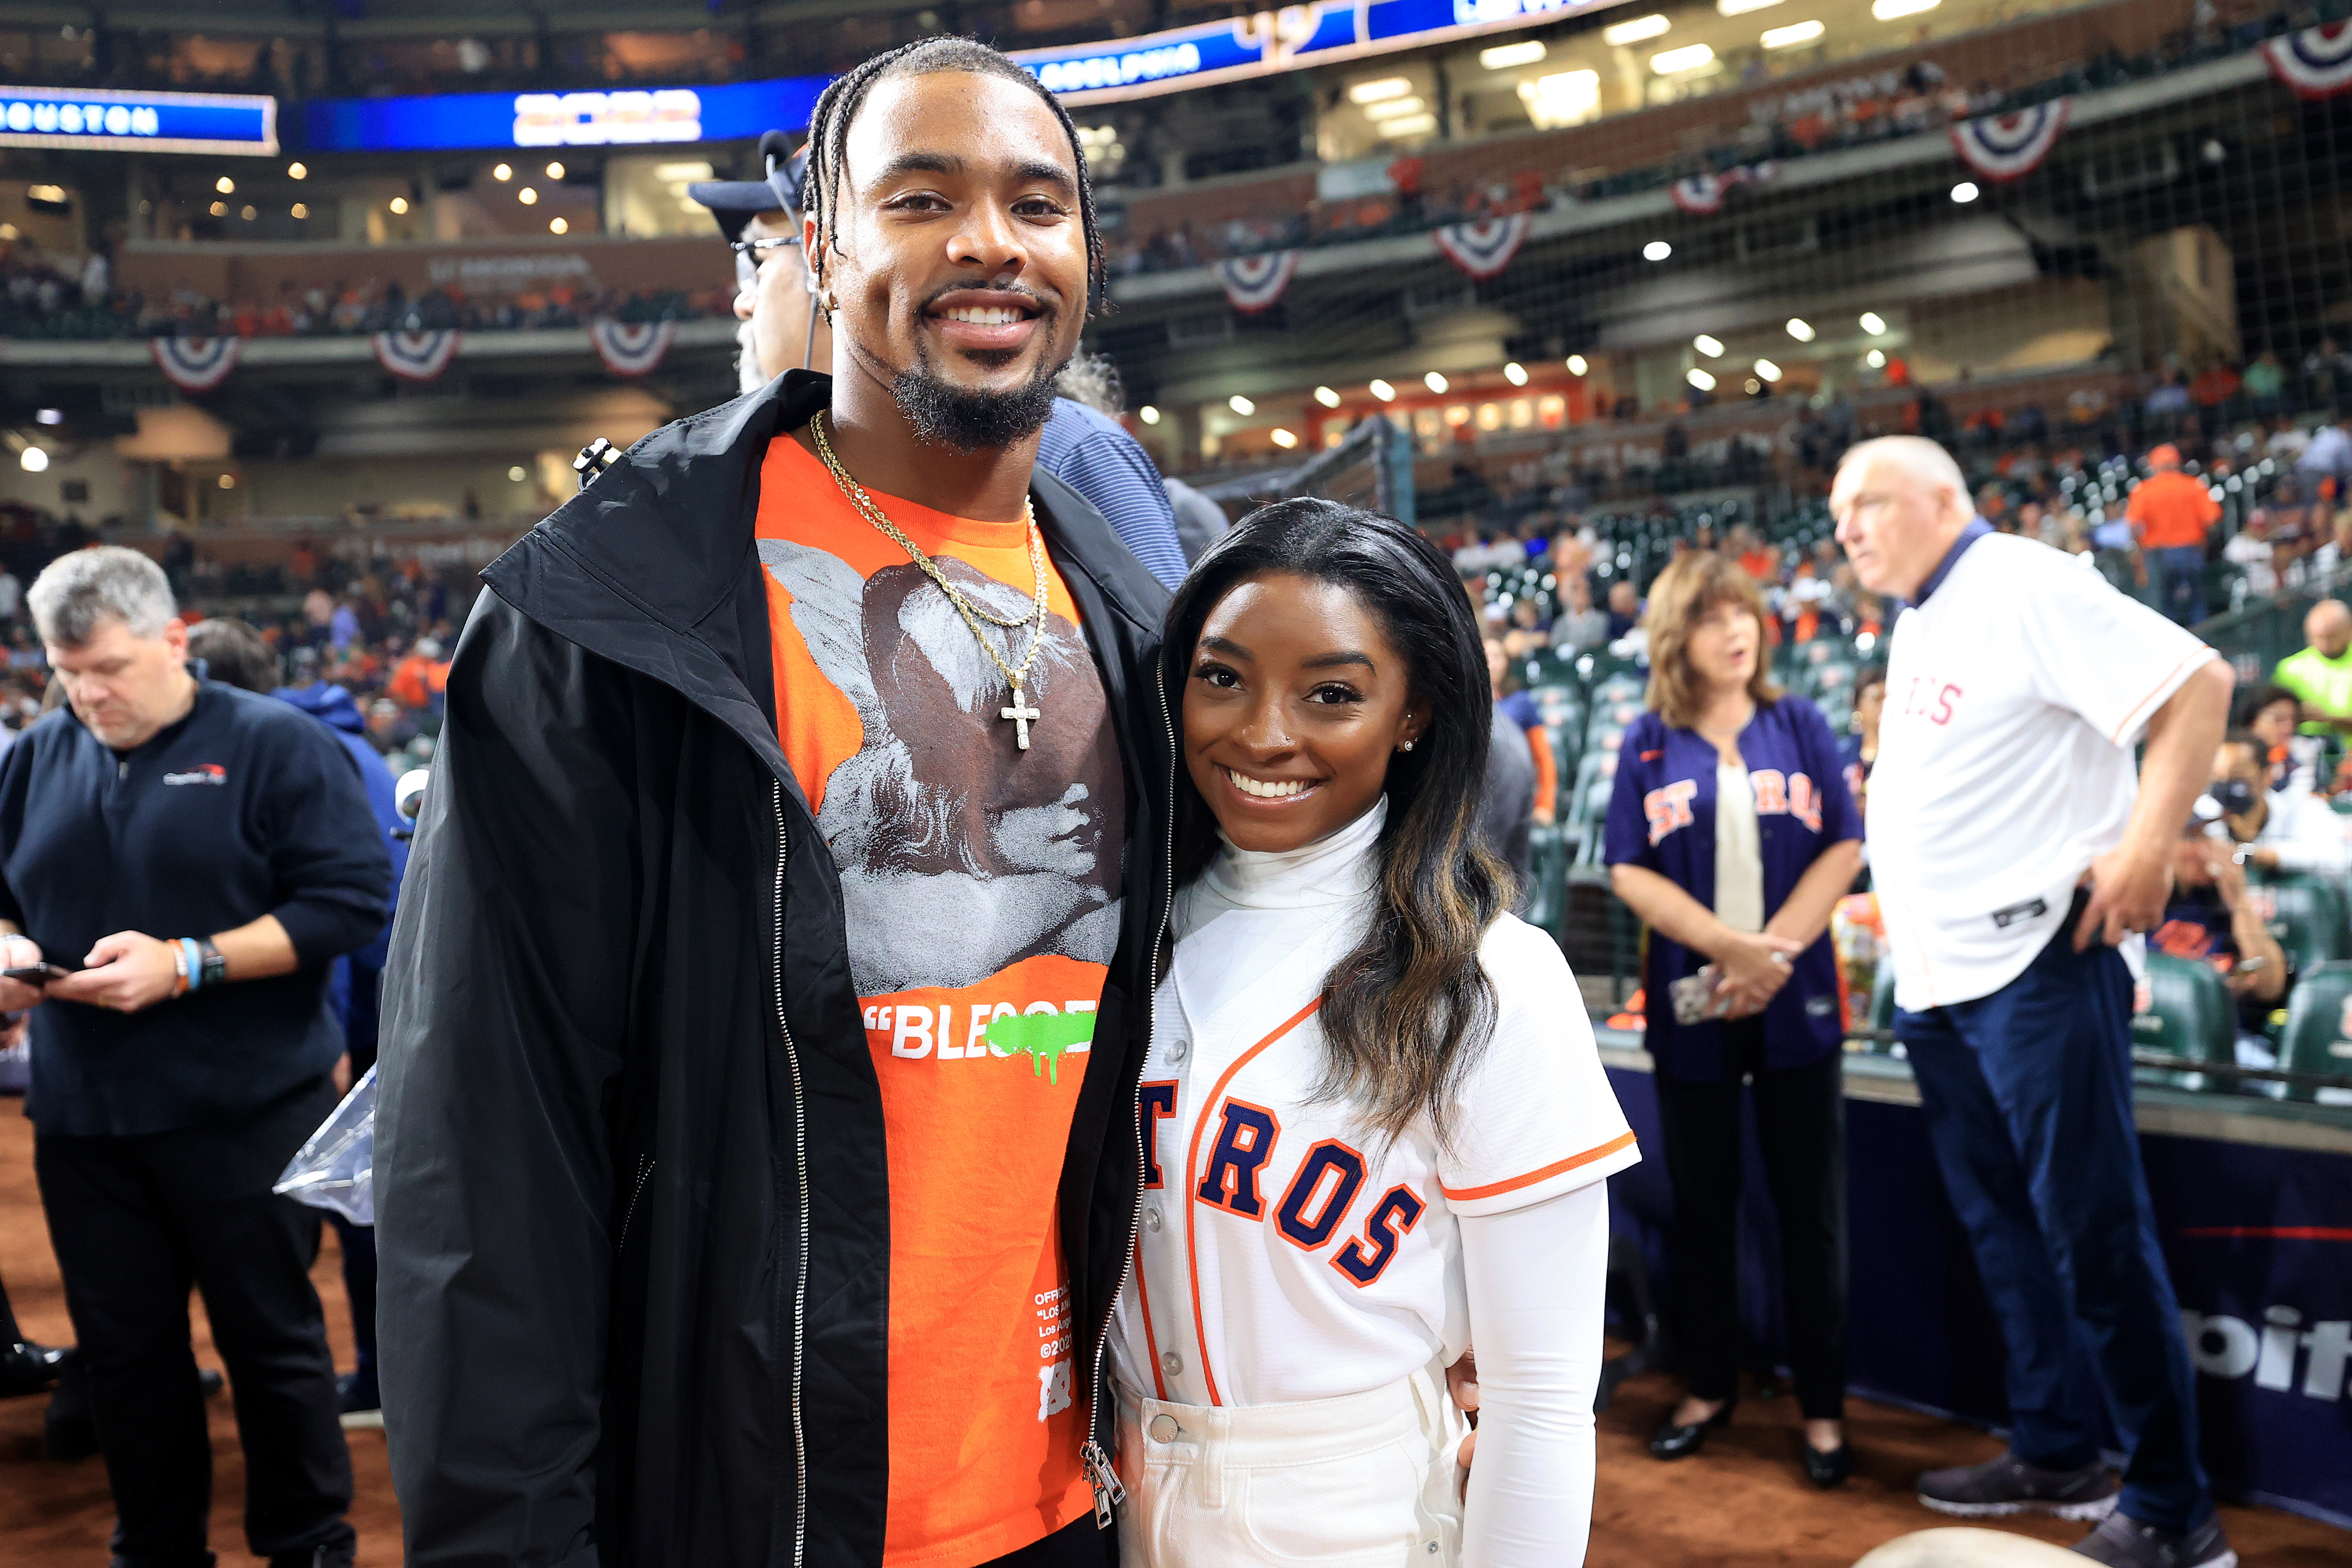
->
[2074, 846, 2174, 952]
[47, 932, 184, 1013]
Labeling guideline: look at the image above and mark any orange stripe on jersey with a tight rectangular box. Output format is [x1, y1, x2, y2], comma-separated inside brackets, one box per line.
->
[1182, 996, 1323, 1408]
[2107, 650, 2209, 747]
[1439, 1130, 1638, 1202]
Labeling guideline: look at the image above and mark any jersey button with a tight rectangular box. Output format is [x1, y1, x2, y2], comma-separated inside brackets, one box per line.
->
[1167, 1040, 1189, 1063]
[1148, 1413, 1181, 1442]
[1143, 1207, 1162, 1233]
[1160, 1350, 1183, 1376]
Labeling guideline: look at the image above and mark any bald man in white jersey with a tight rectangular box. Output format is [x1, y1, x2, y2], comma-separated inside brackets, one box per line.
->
[1834, 438, 2236, 1568]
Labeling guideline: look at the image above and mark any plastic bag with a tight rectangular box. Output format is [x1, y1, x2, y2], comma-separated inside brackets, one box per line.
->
[274, 1065, 376, 1226]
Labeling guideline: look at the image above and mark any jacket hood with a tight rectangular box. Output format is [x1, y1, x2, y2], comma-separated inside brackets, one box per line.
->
[273, 680, 366, 735]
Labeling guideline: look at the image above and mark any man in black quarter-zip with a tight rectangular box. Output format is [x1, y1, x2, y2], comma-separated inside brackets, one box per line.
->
[376, 37, 1175, 1568]
[0, 546, 390, 1568]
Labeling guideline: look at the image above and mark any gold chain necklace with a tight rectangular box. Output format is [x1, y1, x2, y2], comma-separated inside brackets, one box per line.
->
[809, 411, 1052, 750]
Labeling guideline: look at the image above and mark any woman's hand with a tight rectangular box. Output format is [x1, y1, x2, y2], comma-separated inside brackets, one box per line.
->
[1712, 929, 1804, 1018]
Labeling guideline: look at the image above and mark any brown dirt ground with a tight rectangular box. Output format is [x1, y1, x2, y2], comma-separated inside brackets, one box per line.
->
[0, 1097, 2340, 1568]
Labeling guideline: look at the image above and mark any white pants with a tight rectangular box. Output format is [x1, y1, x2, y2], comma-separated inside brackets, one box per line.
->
[1114, 1367, 1465, 1567]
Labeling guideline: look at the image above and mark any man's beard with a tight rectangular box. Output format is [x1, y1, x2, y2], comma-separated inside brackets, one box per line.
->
[892, 337, 1066, 453]
[736, 317, 766, 397]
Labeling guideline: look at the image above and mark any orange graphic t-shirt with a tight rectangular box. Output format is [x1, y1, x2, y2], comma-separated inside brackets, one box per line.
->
[755, 433, 1122, 1567]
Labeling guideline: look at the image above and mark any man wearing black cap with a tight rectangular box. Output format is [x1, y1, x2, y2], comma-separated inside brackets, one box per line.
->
[691, 131, 1189, 589]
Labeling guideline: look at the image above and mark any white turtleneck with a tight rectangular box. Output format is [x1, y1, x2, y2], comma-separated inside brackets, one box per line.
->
[1118, 795, 1620, 1568]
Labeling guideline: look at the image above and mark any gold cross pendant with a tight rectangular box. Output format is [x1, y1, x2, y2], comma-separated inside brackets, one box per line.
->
[1000, 685, 1042, 751]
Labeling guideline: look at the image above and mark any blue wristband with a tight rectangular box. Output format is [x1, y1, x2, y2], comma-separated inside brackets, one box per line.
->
[178, 937, 203, 994]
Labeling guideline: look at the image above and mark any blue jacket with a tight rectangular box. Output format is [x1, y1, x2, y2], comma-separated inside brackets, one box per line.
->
[276, 682, 407, 1066]
[1603, 695, 1861, 1081]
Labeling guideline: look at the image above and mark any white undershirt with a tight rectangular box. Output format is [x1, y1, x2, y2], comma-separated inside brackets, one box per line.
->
[1714, 761, 1765, 933]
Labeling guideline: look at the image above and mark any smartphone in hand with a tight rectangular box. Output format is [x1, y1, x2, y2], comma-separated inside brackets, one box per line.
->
[3, 961, 78, 985]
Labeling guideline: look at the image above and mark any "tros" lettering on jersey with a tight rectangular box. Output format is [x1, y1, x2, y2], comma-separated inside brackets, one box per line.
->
[1646, 770, 1824, 842]
[1170, 1092, 1426, 1286]
[1897, 674, 1963, 726]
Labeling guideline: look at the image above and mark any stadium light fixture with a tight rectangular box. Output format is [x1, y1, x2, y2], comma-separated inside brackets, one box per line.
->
[494, 162, 513, 181]
[1651, 44, 1714, 74]
[241, 204, 257, 221]
[1140, 405, 1162, 424]
[34, 408, 61, 424]
[1314, 385, 1342, 407]
[215, 175, 234, 194]
[208, 200, 227, 217]
[509, 466, 528, 482]
[1604, 14, 1671, 45]
[550, 216, 568, 234]
[1643, 240, 1672, 261]
[1424, 371, 1449, 393]
[18, 447, 46, 473]
[1363, 96, 1427, 121]
[1229, 394, 1256, 415]
[1754, 358, 1782, 381]
[517, 187, 538, 205]
[389, 196, 410, 214]
[1866, 348, 1887, 368]
[1376, 114, 1438, 138]
[1859, 311, 1887, 334]
[1687, 368, 1718, 392]
[1786, 317, 1816, 341]
[291, 203, 308, 219]
[1481, 40, 1547, 69]
[1349, 77, 1414, 104]
[1872, 0, 1937, 17]
[1693, 334, 1724, 357]
[1504, 362, 1529, 386]
[1369, 379, 1397, 401]
[1951, 180, 1980, 202]
[1719, 0, 1784, 13]
[1271, 428, 1299, 449]
[218, 473, 236, 490]
[1760, 19, 1824, 48]
[287, 162, 306, 180]
[547, 161, 566, 180]
[1566, 355, 1589, 374]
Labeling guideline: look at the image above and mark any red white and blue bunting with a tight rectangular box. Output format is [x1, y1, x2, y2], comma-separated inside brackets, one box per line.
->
[1669, 162, 1780, 216]
[1215, 250, 1299, 314]
[149, 335, 240, 392]
[1950, 98, 2070, 184]
[372, 329, 461, 382]
[2261, 23, 2352, 101]
[589, 318, 678, 377]
[1431, 212, 1531, 281]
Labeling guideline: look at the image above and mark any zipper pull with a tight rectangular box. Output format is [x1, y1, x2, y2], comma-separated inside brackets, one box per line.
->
[1081, 1437, 1126, 1526]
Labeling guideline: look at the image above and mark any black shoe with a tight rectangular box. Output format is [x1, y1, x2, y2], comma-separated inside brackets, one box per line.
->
[1802, 1441, 1855, 1489]
[268, 1532, 357, 1568]
[1648, 1398, 1736, 1459]
[2072, 1512, 2237, 1568]
[337, 1370, 382, 1431]
[0, 1338, 67, 1396]
[1919, 1450, 2120, 1520]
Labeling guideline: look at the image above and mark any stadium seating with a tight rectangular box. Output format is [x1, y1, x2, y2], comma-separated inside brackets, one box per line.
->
[2255, 875, 2352, 974]
[2131, 953, 2239, 1092]
[2275, 961, 2352, 1107]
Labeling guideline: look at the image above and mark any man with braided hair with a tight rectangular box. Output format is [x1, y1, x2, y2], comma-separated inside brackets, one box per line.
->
[378, 38, 1172, 1568]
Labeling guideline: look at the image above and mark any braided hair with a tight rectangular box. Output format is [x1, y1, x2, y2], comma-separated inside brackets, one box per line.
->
[800, 37, 1106, 318]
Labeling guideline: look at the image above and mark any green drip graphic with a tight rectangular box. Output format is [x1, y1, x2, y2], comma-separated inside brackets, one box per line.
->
[985, 1010, 1096, 1085]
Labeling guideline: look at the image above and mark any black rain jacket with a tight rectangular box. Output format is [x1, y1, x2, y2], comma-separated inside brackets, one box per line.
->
[376, 371, 1176, 1568]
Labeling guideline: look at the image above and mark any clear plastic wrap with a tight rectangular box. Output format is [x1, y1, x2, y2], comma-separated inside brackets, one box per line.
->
[274, 1065, 376, 1226]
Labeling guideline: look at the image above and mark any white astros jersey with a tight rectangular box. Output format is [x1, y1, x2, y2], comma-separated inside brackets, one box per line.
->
[1867, 530, 2216, 1012]
[1109, 842, 1638, 1410]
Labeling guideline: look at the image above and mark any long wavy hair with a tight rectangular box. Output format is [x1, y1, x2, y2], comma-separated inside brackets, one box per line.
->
[1162, 498, 1507, 1147]
[1642, 551, 1782, 730]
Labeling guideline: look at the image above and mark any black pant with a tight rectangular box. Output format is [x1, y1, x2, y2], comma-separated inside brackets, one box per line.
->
[34, 1078, 354, 1567]
[1653, 1023, 1849, 1420]
[978, 1516, 1116, 1567]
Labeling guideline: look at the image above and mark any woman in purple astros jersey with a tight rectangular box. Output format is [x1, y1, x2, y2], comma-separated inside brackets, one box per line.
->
[1601, 552, 1863, 1488]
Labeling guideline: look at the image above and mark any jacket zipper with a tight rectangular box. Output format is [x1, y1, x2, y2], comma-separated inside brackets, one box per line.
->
[1079, 652, 1177, 1526]
[615, 1153, 654, 1257]
[770, 782, 811, 1568]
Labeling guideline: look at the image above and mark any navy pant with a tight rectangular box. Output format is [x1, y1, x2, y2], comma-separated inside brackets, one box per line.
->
[1896, 919, 2212, 1533]
[2151, 544, 2207, 627]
